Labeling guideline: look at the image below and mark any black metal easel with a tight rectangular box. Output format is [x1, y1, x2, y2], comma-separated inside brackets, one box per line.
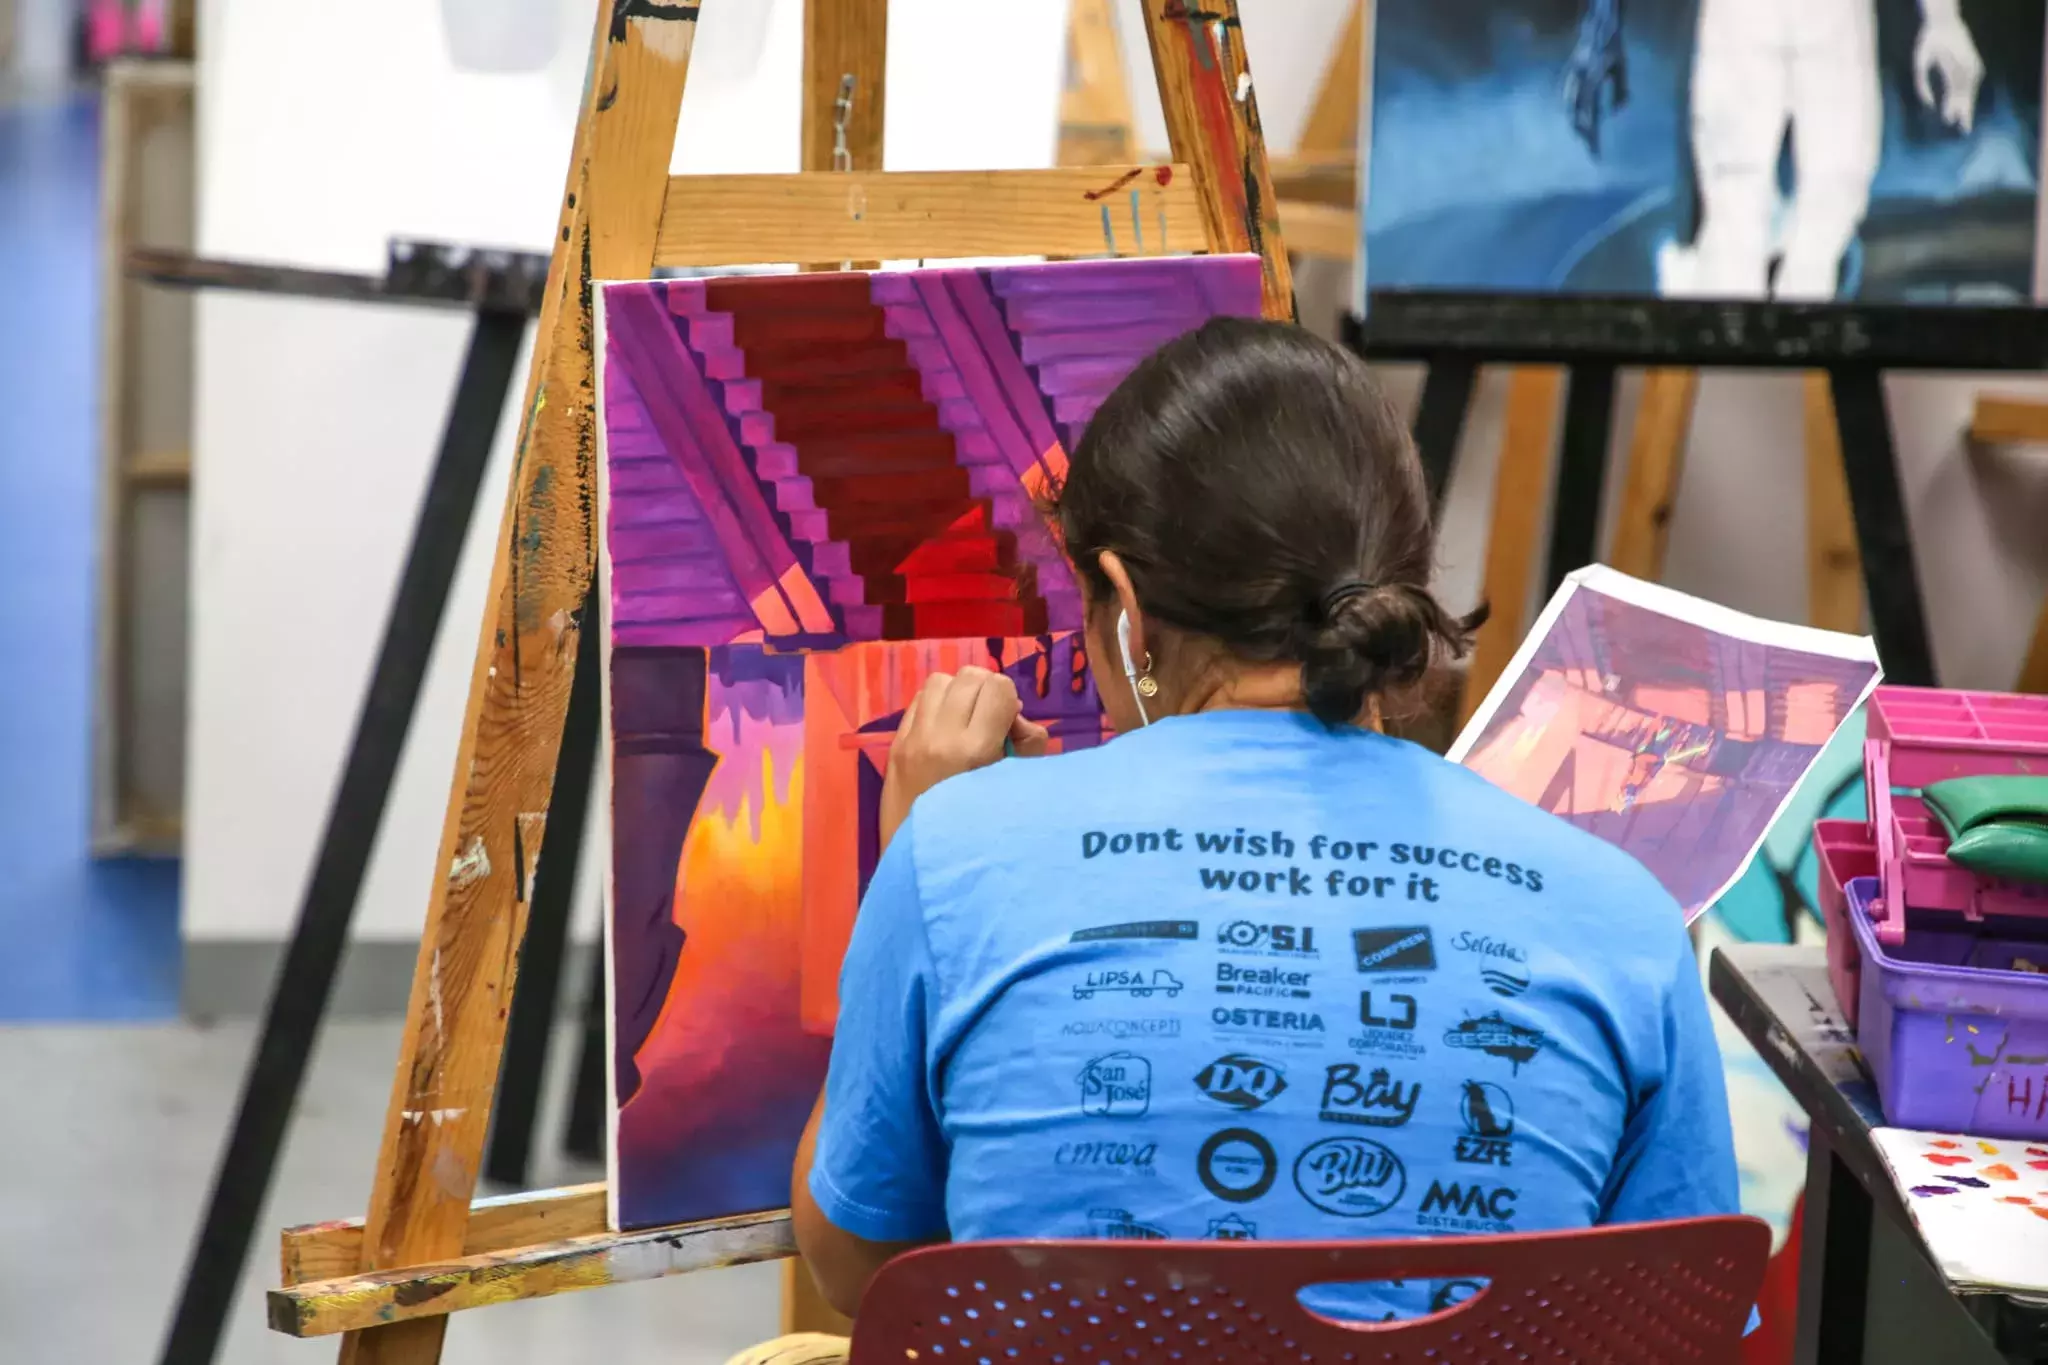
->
[1345, 290, 2048, 687]
[138, 240, 603, 1365]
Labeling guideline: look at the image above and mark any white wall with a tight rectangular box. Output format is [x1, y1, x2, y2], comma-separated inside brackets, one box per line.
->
[184, 0, 1066, 944]
[187, 0, 2048, 951]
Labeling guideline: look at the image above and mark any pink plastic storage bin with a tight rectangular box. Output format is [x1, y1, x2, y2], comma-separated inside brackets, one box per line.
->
[1863, 686, 2048, 945]
[1848, 876, 2048, 1138]
[1814, 819, 1877, 1025]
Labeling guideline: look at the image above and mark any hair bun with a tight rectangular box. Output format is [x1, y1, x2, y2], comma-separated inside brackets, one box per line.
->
[1299, 581, 1486, 727]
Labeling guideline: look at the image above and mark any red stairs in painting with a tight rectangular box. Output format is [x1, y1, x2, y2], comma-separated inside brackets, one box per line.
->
[691, 275, 1049, 640]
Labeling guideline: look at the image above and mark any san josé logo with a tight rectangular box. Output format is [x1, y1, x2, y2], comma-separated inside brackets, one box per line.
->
[1079, 1052, 1151, 1117]
[1218, 920, 1320, 958]
[1293, 1135, 1405, 1217]
[1194, 1053, 1287, 1111]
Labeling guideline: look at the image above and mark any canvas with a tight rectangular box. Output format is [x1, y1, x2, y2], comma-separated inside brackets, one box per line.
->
[1450, 566, 1882, 920]
[597, 256, 1264, 1231]
[1362, 0, 2045, 302]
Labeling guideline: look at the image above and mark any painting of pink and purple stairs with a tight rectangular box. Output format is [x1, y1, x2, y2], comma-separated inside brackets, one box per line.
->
[598, 255, 1263, 1230]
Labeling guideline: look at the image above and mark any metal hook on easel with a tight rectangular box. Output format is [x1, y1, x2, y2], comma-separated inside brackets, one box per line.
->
[832, 72, 863, 271]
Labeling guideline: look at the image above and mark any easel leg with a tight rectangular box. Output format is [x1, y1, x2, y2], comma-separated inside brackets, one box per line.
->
[561, 939, 609, 1163]
[1412, 356, 1476, 516]
[1544, 362, 1618, 597]
[1792, 1129, 1873, 1365]
[155, 307, 526, 1365]
[1802, 374, 1865, 634]
[1828, 365, 1936, 685]
[482, 581, 603, 1188]
[1608, 368, 1697, 582]
[1459, 367, 1564, 724]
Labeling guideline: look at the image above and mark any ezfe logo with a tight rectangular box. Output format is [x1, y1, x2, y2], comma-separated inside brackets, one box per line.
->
[1197, 1128, 1277, 1203]
[1215, 961, 1312, 998]
[1318, 1063, 1421, 1128]
[1352, 927, 1436, 975]
[1456, 1080, 1514, 1165]
[1055, 1141, 1156, 1173]
[1293, 1136, 1406, 1217]
[1218, 920, 1320, 958]
[1078, 1052, 1151, 1117]
[1194, 1054, 1288, 1111]
[1442, 1012, 1548, 1073]
[1074, 968, 1183, 1000]
[1417, 1179, 1518, 1232]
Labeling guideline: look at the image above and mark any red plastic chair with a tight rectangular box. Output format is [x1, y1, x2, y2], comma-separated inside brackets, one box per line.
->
[846, 1218, 1771, 1365]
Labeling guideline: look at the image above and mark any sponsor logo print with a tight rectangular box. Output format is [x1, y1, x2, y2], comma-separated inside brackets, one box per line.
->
[1071, 920, 1198, 944]
[1431, 1280, 1485, 1312]
[1480, 969, 1530, 998]
[1060, 1018, 1181, 1041]
[1055, 1141, 1156, 1173]
[1294, 1136, 1407, 1217]
[1218, 920, 1321, 958]
[1452, 932, 1530, 997]
[1194, 1054, 1288, 1111]
[1074, 968, 1183, 1000]
[1210, 1006, 1327, 1046]
[1442, 1012, 1548, 1073]
[1350, 990, 1425, 1058]
[1078, 1052, 1151, 1117]
[1197, 1128, 1278, 1203]
[1206, 1214, 1258, 1240]
[1215, 961, 1312, 998]
[1090, 1207, 1166, 1240]
[1352, 927, 1437, 975]
[1456, 1081, 1514, 1165]
[1417, 1179, 1518, 1232]
[1318, 1063, 1421, 1128]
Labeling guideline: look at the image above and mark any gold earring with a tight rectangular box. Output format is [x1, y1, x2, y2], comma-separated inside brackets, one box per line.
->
[1135, 653, 1159, 698]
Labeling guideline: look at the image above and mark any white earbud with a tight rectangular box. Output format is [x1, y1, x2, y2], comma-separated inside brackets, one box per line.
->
[1115, 609, 1151, 727]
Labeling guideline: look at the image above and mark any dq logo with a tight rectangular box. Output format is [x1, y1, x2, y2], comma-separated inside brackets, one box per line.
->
[1292, 1136, 1406, 1217]
[1194, 1054, 1288, 1111]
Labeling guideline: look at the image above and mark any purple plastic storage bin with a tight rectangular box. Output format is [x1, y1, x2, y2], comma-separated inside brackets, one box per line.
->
[1848, 876, 2048, 1138]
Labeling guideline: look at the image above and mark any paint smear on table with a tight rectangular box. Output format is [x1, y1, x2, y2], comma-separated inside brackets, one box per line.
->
[1873, 1127, 2048, 1292]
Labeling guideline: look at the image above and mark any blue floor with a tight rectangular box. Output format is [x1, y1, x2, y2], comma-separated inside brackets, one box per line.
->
[0, 92, 181, 1020]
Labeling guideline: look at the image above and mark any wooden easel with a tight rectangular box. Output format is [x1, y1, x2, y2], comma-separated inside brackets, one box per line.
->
[259, 4, 1291, 1360]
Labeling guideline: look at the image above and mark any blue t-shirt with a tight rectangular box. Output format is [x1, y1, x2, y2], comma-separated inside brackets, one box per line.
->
[809, 710, 1739, 1321]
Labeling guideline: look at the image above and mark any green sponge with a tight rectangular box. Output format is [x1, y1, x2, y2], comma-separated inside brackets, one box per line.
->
[1922, 775, 2048, 885]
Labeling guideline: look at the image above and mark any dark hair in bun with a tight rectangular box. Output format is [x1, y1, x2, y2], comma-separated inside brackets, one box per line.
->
[1052, 316, 1486, 727]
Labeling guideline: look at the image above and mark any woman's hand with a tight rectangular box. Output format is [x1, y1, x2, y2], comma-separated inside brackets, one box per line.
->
[878, 667, 1050, 851]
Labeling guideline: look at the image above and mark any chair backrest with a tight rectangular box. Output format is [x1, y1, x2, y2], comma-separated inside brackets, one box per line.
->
[847, 1217, 1771, 1365]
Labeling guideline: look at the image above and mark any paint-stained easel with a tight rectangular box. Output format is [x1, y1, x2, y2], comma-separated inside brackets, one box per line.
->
[252, 3, 1291, 1360]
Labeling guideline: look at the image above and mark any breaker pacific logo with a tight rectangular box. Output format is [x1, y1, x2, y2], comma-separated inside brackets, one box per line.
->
[1214, 961, 1312, 998]
[1194, 1054, 1288, 1111]
[1078, 1052, 1151, 1117]
[1218, 920, 1320, 958]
